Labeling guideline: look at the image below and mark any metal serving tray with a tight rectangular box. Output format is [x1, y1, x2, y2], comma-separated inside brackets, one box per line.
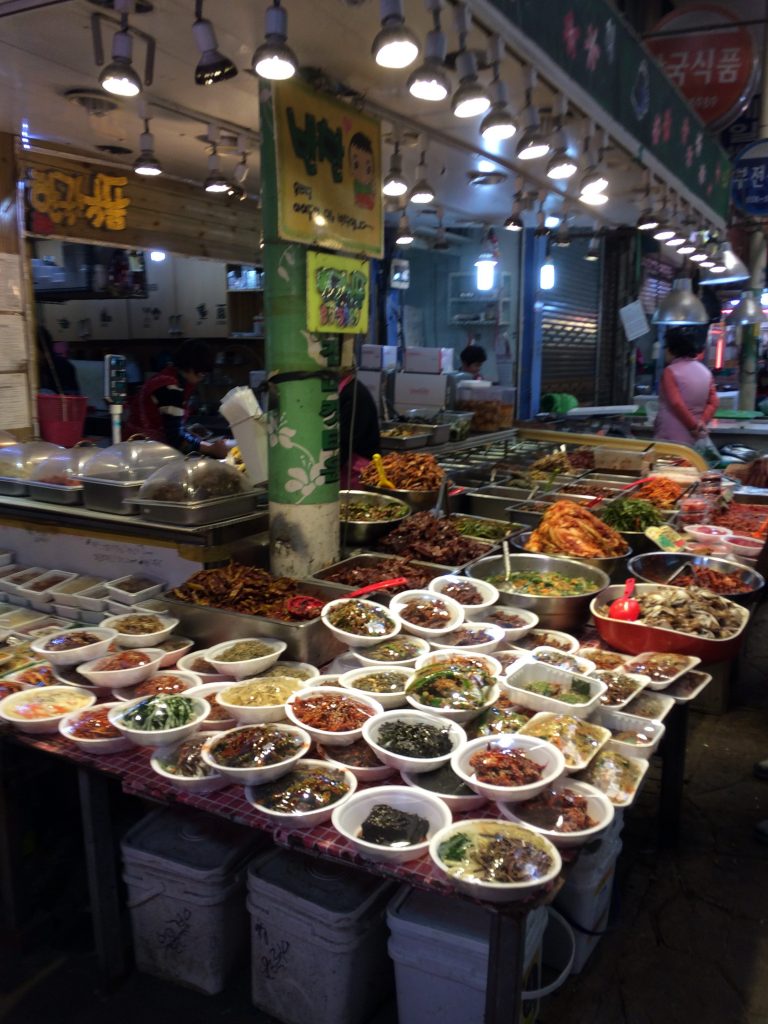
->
[310, 553, 447, 599]
[379, 427, 434, 450]
[81, 477, 142, 515]
[0, 477, 28, 497]
[464, 486, 540, 519]
[161, 581, 347, 666]
[26, 481, 84, 506]
[137, 491, 264, 526]
[446, 512, 526, 542]
[503, 500, 555, 528]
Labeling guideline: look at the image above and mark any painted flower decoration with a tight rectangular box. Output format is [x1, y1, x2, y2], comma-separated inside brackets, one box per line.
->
[681, 118, 691, 145]
[698, 163, 707, 185]
[686, 146, 694, 168]
[662, 109, 672, 143]
[695, 132, 703, 157]
[651, 114, 662, 146]
[584, 24, 601, 71]
[563, 11, 580, 59]
[715, 163, 722, 184]
[604, 19, 616, 63]
[269, 422, 297, 449]
[285, 463, 325, 499]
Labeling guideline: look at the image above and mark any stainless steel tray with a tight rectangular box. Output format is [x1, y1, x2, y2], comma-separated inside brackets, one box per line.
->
[464, 487, 535, 519]
[161, 580, 346, 666]
[137, 491, 263, 526]
[379, 428, 434, 450]
[446, 513, 526, 543]
[427, 424, 451, 446]
[503, 500, 554, 528]
[26, 481, 84, 506]
[81, 478, 142, 515]
[0, 477, 28, 497]
[311, 553, 447, 598]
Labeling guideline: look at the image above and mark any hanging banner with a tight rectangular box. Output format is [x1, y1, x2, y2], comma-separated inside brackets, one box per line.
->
[306, 251, 369, 334]
[273, 79, 383, 258]
[731, 139, 768, 217]
[645, 5, 757, 131]
[26, 166, 130, 234]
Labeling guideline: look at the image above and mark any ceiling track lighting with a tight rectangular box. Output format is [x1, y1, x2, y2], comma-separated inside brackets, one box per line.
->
[92, 5, 155, 98]
[636, 175, 659, 231]
[451, 4, 490, 119]
[373, 0, 420, 69]
[504, 192, 524, 232]
[133, 117, 162, 176]
[382, 141, 408, 197]
[409, 149, 435, 204]
[480, 36, 516, 142]
[396, 212, 414, 246]
[408, 0, 450, 101]
[516, 71, 550, 161]
[204, 141, 230, 194]
[677, 236, 697, 256]
[533, 207, 549, 238]
[253, 0, 298, 80]
[193, 0, 237, 85]
[546, 97, 576, 180]
[579, 190, 608, 207]
[585, 233, 600, 261]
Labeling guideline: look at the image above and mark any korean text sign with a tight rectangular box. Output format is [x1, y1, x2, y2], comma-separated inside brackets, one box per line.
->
[273, 79, 383, 258]
[731, 140, 768, 217]
[306, 251, 370, 334]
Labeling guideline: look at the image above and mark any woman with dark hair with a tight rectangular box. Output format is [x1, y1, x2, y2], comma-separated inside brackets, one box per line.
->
[654, 325, 718, 446]
[459, 343, 487, 378]
[124, 340, 229, 456]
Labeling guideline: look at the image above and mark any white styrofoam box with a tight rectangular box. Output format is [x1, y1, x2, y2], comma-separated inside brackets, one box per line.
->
[551, 869, 614, 974]
[394, 372, 452, 413]
[121, 807, 262, 994]
[387, 885, 549, 1024]
[554, 833, 622, 973]
[360, 344, 398, 370]
[247, 848, 394, 1024]
[403, 347, 454, 374]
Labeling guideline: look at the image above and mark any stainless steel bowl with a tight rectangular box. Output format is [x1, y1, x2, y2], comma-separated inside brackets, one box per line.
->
[361, 483, 441, 513]
[339, 489, 410, 546]
[511, 531, 632, 579]
[627, 552, 765, 604]
[466, 553, 610, 630]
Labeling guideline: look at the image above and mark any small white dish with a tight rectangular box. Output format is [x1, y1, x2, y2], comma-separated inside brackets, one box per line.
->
[400, 766, 487, 812]
[285, 686, 383, 747]
[511, 629, 580, 656]
[353, 636, 430, 668]
[150, 737, 229, 794]
[184, 681, 240, 731]
[413, 649, 503, 679]
[177, 650, 226, 683]
[245, 758, 358, 827]
[362, 709, 466, 775]
[321, 597, 401, 650]
[499, 777, 615, 848]
[331, 784, 452, 864]
[104, 576, 164, 606]
[504, 661, 606, 720]
[595, 707, 666, 760]
[108, 693, 210, 748]
[30, 627, 117, 667]
[451, 733, 566, 804]
[429, 622, 505, 655]
[59, 701, 134, 754]
[216, 675, 306, 724]
[317, 741, 396, 783]
[114, 668, 201, 702]
[338, 665, 412, 710]
[100, 613, 179, 649]
[77, 647, 165, 689]
[201, 722, 311, 785]
[389, 590, 464, 640]
[207, 637, 287, 680]
[0, 685, 96, 734]
[483, 606, 540, 642]
[428, 575, 499, 621]
[155, 636, 194, 668]
[529, 647, 596, 677]
[682, 524, 732, 543]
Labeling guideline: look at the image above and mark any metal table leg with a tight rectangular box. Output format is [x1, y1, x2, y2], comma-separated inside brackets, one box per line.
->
[485, 907, 526, 1024]
[77, 767, 127, 981]
[658, 703, 689, 849]
[0, 742, 22, 931]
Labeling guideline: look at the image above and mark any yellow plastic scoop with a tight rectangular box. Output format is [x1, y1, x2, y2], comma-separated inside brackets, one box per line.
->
[372, 453, 395, 489]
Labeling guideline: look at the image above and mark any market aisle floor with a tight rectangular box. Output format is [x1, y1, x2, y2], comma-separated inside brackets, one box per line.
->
[1, 706, 767, 1024]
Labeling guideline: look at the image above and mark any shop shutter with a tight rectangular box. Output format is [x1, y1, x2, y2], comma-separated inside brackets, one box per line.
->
[539, 237, 601, 402]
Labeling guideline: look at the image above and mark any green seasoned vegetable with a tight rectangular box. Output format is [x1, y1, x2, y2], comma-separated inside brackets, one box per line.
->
[121, 695, 197, 731]
[406, 665, 492, 710]
[521, 678, 591, 705]
[377, 719, 453, 758]
[340, 501, 408, 522]
[451, 516, 510, 541]
[599, 499, 665, 532]
[438, 831, 474, 863]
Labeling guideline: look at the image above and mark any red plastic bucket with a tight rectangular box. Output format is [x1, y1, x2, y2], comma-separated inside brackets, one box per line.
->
[37, 394, 87, 447]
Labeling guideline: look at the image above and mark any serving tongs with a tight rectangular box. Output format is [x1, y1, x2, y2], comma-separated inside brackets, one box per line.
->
[430, 476, 449, 520]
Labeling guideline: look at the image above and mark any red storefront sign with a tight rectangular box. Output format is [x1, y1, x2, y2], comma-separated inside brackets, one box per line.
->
[646, 4, 757, 131]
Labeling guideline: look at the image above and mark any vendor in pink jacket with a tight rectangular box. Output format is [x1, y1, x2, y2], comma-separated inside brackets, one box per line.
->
[654, 325, 719, 446]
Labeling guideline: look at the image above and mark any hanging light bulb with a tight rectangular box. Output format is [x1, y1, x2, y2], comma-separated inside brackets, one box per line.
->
[690, 251, 708, 263]
[372, 0, 420, 69]
[408, 0, 449, 101]
[253, 0, 297, 80]
[481, 79, 516, 142]
[232, 140, 249, 185]
[100, 15, 142, 96]
[451, 51, 490, 118]
[585, 234, 600, 261]
[533, 207, 549, 238]
[409, 150, 435, 204]
[204, 144, 229, 193]
[552, 221, 570, 247]
[579, 191, 608, 207]
[504, 194, 524, 232]
[396, 212, 414, 245]
[475, 250, 497, 292]
[516, 95, 549, 159]
[653, 224, 676, 241]
[134, 119, 162, 176]
[665, 227, 687, 248]
[699, 241, 750, 286]
[382, 142, 408, 197]
[677, 236, 697, 256]
[540, 252, 556, 290]
[192, 1, 237, 85]
[546, 97, 576, 180]
[637, 207, 660, 231]
[652, 278, 708, 325]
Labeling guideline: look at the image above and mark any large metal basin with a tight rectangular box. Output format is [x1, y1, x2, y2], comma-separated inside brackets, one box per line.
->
[466, 553, 610, 630]
[339, 489, 410, 547]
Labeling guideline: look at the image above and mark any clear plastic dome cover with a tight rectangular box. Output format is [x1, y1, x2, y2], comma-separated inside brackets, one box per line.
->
[81, 440, 181, 482]
[0, 442, 65, 479]
[138, 454, 247, 503]
[29, 444, 99, 485]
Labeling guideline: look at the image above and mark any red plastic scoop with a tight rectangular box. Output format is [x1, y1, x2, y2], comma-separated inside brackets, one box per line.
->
[608, 578, 640, 621]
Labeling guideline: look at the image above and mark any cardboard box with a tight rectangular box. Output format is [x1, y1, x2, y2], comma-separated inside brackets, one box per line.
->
[360, 344, 398, 371]
[403, 347, 454, 374]
[393, 373, 452, 414]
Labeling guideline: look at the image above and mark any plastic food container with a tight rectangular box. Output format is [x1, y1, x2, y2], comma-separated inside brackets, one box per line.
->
[105, 576, 164, 606]
[505, 661, 606, 719]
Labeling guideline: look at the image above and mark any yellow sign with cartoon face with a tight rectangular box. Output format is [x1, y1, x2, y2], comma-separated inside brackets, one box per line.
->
[273, 79, 383, 257]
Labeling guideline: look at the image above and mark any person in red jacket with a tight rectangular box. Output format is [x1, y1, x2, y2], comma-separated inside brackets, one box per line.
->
[124, 340, 229, 457]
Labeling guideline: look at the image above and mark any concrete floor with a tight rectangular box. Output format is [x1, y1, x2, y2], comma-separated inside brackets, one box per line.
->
[1, 706, 767, 1024]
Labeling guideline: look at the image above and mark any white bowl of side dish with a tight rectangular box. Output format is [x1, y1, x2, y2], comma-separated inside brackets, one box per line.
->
[429, 818, 562, 902]
[156, 636, 194, 668]
[76, 647, 166, 689]
[428, 575, 500, 621]
[100, 613, 179, 649]
[184, 682, 240, 731]
[30, 627, 117, 667]
[215, 675, 307, 725]
[483, 607, 540, 642]
[177, 650, 227, 683]
[59, 701, 134, 754]
[316, 741, 397, 783]
[150, 736, 229, 794]
[0, 685, 96, 734]
[362, 709, 467, 775]
[400, 765, 488, 812]
[200, 722, 311, 785]
[113, 668, 202, 703]
[339, 665, 412, 710]
[285, 686, 383, 747]
[321, 598, 401, 650]
[451, 732, 566, 804]
[428, 622, 505, 655]
[207, 637, 287, 680]
[499, 777, 615, 848]
[245, 758, 358, 828]
[389, 590, 464, 640]
[331, 784, 452, 864]
[108, 693, 210, 748]
[353, 636, 431, 668]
